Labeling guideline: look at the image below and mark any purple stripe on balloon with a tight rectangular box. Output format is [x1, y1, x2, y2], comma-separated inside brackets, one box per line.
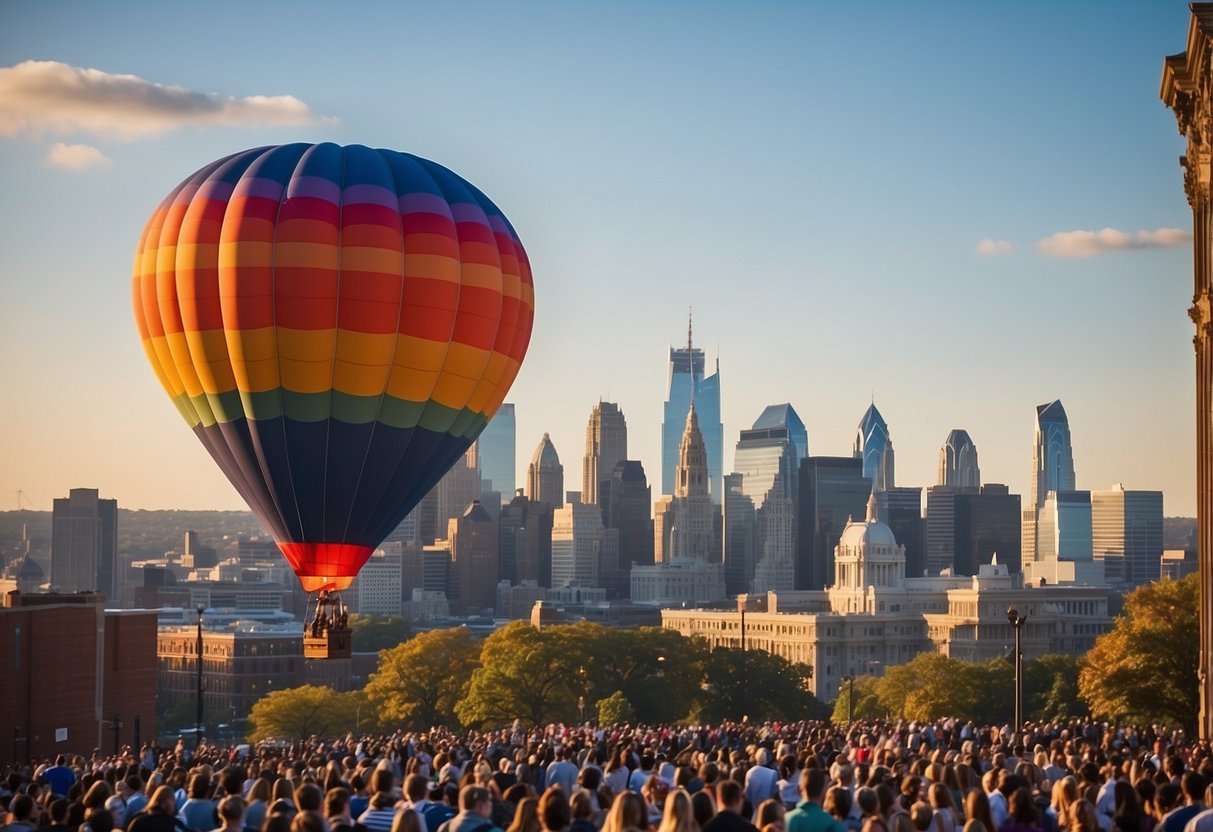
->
[486, 215, 512, 234]
[343, 184, 398, 209]
[195, 179, 236, 203]
[451, 203, 489, 223]
[400, 192, 454, 216]
[233, 176, 286, 201]
[287, 175, 342, 203]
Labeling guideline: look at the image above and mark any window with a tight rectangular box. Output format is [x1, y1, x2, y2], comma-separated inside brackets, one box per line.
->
[13, 626, 21, 670]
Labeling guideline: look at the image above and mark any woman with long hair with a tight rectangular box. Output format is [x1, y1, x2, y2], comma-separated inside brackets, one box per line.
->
[929, 783, 959, 832]
[755, 799, 787, 832]
[964, 790, 996, 832]
[389, 809, 423, 832]
[509, 797, 543, 832]
[656, 791, 699, 832]
[602, 792, 648, 832]
[1000, 789, 1042, 832]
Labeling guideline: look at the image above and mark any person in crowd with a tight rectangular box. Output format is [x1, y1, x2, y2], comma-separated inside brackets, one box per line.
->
[704, 781, 757, 832]
[213, 797, 246, 832]
[506, 798, 541, 832]
[787, 769, 843, 832]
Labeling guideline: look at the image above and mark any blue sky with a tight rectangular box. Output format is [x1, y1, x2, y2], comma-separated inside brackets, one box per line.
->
[0, 1, 1199, 515]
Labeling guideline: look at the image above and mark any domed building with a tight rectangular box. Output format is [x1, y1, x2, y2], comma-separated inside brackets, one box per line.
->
[829, 491, 907, 613]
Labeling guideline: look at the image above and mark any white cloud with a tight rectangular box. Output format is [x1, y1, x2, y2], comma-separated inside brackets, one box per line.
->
[1036, 227, 1191, 258]
[0, 60, 334, 141]
[45, 142, 112, 170]
[975, 239, 1013, 256]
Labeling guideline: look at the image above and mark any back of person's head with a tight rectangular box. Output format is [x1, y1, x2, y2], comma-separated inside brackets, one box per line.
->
[570, 791, 593, 822]
[405, 774, 428, 803]
[1183, 772, 1207, 803]
[150, 785, 177, 814]
[85, 808, 115, 832]
[539, 787, 571, 832]
[222, 768, 246, 797]
[372, 768, 395, 796]
[324, 787, 350, 819]
[1009, 789, 1036, 824]
[691, 792, 716, 827]
[716, 779, 741, 809]
[219, 795, 246, 825]
[856, 787, 879, 817]
[801, 767, 828, 803]
[391, 808, 423, 832]
[294, 784, 323, 813]
[604, 791, 646, 832]
[189, 773, 211, 800]
[1166, 756, 1186, 779]
[9, 794, 34, 821]
[48, 798, 69, 824]
[910, 802, 933, 832]
[461, 785, 491, 814]
[290, 811, 326, 832]
[826, 787, 853, 821]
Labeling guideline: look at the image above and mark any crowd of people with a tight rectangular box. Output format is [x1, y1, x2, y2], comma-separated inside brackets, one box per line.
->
[2, 720, 1212, 832]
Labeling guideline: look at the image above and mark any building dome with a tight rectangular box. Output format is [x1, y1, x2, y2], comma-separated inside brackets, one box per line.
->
[532, 433, 560, 467]
[838, 517, 898, 549]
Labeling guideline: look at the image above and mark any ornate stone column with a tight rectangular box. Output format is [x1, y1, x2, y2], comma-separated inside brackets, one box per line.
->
[1163, 5, 1213, 741]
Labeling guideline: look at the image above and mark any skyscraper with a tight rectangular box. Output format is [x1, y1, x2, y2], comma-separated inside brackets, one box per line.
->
[583, 402, 628, 506]
[551, 501, 603, 587]
[449, 501, 499, 615]
[1091, 485, 1163, 586]
[601, 460, 653, 595]
[662, 313, 723, 501]
[1023, 399, 1079, 567]
[854, 403, 895, 491]
[527, 434, 564, 508]
[796, 457, 871, 590]
[727, 403, 804, 594]
[498, 494, 553, 587]
[953, 484, 1022, 575]
[877, 487, 924, 578]
[50, 488, 117, 599]
[477, 403, 516, 506]
[1030, 400, 1077, 508]
[669, 404, 719, 561]
[1036, 491, 1093, 562]
[938, 429, 981, 488]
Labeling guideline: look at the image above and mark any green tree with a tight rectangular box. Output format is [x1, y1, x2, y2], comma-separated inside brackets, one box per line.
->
[696, 647, 824, 723]
[877, 652, 983, 721]
[247, 685, 353, 741]
[831, 675, 883, 723]
[366, 627, 480, 730]
[349, 614, 412, 653]
[456, 621, 585, 727]
[581, 626, 704, 724]
[1079, 573, 1198, 728]
[596, 691, 636, 724]
[1026, 654, 1086, 722]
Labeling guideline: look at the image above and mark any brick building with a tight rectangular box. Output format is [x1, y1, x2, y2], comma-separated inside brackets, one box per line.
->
[0, 592, 157, 762]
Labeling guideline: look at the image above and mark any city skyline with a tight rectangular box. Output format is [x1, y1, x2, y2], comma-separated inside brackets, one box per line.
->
[0, 3, 1198, 516]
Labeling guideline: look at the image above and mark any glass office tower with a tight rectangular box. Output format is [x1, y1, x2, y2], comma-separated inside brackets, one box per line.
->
[662, 315, 722, 501]
[477, 403, 516, 506]
[854, 403, 895, 491]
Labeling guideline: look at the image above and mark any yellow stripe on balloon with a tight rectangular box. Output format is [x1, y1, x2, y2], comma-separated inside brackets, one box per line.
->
[273, 241, 340, 270]
[219, 240, 274, 269]
[333, 329, 396, 397]
[185, 329, 238, 395]
[165, 331, 206, 399]
[403, 253, 460, 282]
[279, 356, 335, 394]
[339, 246, 404, 274]
[226, 327, 280, 393]
[459, 262, 504, 291]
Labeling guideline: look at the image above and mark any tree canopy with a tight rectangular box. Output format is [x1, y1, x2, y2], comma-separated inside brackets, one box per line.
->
[247, 685, 368, 742]
[1079, 573, 1198, 728]
[366, 626, 480, 730]
[349, 614, 412, 653]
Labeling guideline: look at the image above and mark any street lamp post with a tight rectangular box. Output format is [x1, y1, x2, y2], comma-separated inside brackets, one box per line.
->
[841, 674, 855, 723]
[1007, 606, 1028, 740]
[578, 695, 586, 724]
[110, 714, 123, 755]
[196, 604, 205, 750]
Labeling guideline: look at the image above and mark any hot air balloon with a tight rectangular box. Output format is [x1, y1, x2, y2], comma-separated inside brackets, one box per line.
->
[133, 144, 533, 645]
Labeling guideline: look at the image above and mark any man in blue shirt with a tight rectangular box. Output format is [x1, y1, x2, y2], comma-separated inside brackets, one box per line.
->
[41, 757, 75, 800]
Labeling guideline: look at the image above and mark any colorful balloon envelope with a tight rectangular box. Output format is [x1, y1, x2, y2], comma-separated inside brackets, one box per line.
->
[133, 143, 533, 591]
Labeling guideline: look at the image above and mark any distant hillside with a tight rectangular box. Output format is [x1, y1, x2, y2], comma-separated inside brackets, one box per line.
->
[1164, 516, 1198, 549]
[0, 509, 264, 563]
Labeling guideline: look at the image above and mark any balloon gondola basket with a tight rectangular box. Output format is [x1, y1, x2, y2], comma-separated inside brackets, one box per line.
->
[304, 589, 352, 660]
